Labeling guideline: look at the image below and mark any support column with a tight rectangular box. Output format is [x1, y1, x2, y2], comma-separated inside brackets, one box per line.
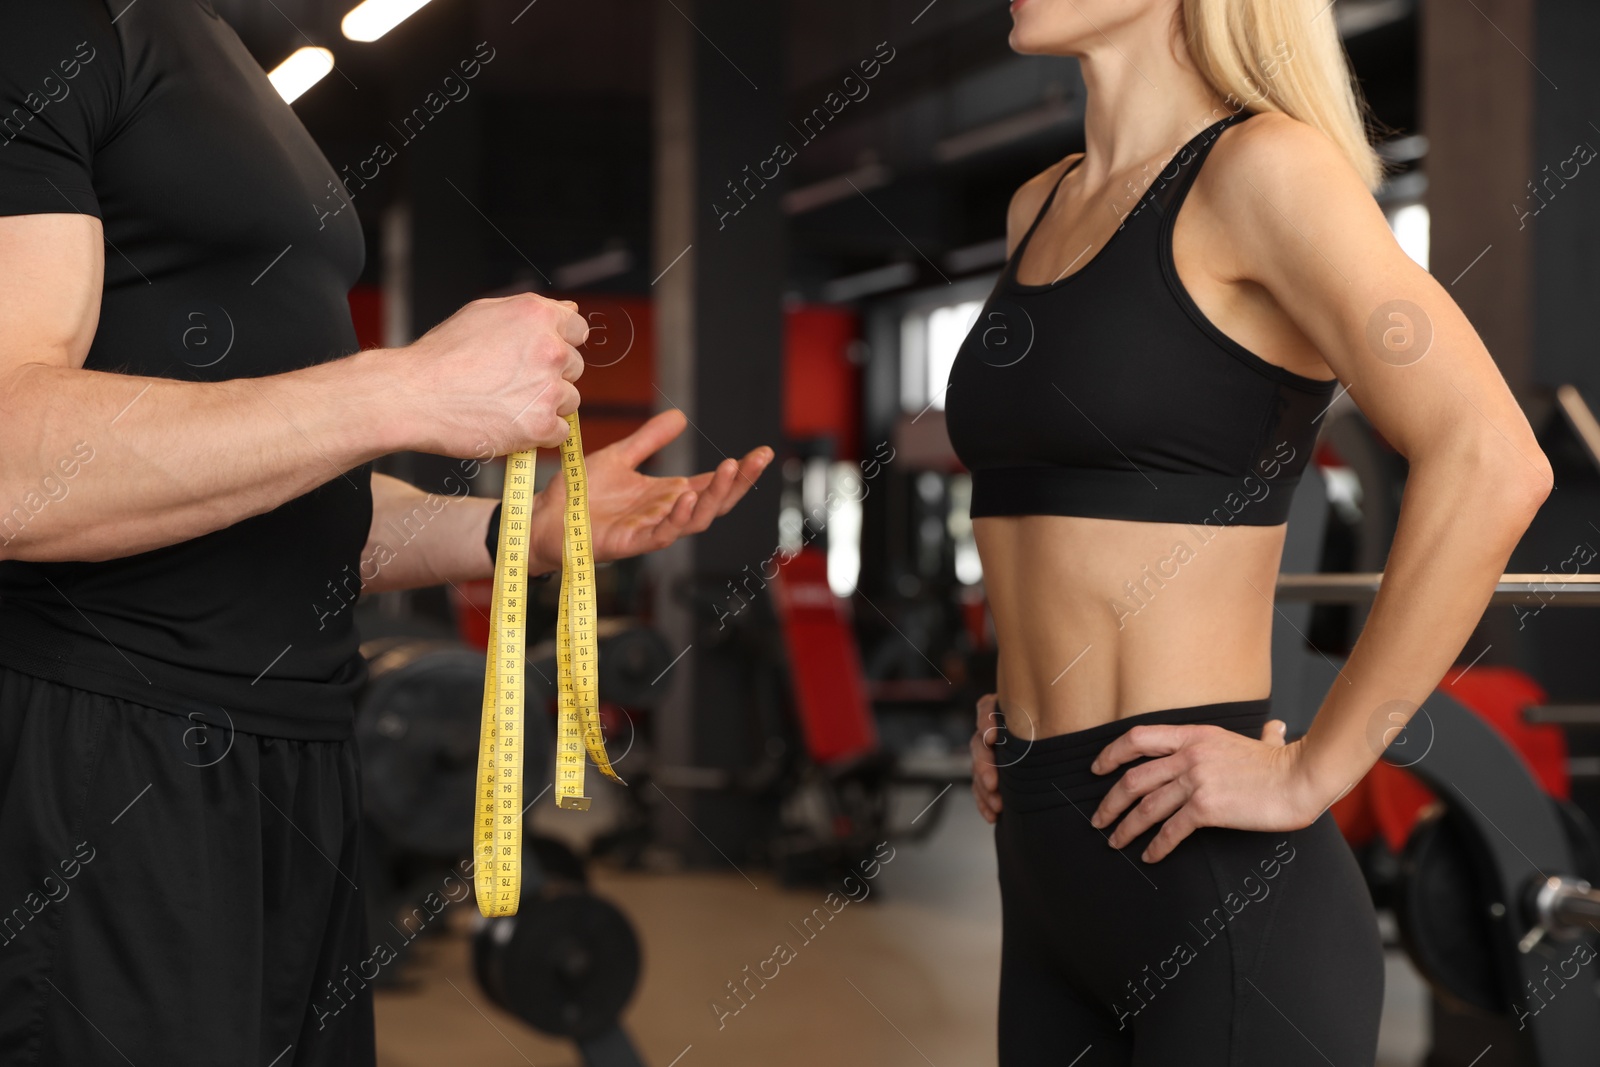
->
[1421, 0, 1535, 395]
[1423, 0, 1600, 399]
[1530, 0, 1600, 396]
[651, 0, 787, 863]
[376, 1, 491, 626]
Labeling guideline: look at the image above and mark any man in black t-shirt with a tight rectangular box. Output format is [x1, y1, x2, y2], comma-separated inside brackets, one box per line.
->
[0, 1, 771, 1063]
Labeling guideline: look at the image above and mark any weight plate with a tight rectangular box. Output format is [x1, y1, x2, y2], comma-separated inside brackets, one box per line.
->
[358, 641, 550, 857]
[1556, 799, 1600, 887]
[527, 834, 589, 888]
[474, 891, 641, 1039]
[597, 625, 672, 709]
[1395, 806, 1503, 1014]
[528, 623, 668, 711]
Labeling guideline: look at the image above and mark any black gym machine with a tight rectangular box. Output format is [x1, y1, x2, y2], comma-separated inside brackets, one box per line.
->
[351, 558, 973, 1065]
[354, 624, 663, 1067]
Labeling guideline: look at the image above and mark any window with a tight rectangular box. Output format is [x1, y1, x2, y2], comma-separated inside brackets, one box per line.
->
[900, 298, 983, 413]
[1387, 202, 1429, 271]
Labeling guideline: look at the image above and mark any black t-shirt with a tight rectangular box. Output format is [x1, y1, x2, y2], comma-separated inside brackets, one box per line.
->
[0, 0, 373, 739]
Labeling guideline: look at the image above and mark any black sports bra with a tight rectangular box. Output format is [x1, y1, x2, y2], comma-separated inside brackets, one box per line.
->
[944, 111, 1338, 527]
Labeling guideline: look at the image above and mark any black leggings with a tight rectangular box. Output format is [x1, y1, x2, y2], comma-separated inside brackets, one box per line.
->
[993, 699, 1384, 1067]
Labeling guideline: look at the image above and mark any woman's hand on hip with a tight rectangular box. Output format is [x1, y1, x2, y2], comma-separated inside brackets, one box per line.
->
[1089, 719, 1334, 862]
[970, 693, 1003, 823]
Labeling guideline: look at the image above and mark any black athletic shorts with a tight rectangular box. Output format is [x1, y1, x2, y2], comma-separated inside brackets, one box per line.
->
[992, 698, 1385, 1066]
[0, 666, 375, 1066]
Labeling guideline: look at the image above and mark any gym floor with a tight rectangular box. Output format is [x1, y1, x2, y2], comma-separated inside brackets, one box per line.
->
[374, 797, 1431, 1066]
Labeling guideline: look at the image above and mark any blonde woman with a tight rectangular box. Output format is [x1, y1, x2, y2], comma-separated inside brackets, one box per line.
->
[950, 0, 1550, 1062]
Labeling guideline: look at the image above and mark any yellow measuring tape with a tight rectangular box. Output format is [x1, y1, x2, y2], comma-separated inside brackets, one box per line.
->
[474, 412, 624, 918]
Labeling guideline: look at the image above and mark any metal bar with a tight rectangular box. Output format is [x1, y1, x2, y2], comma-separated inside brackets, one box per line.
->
[1568, 756, 1600, 779]
[1525, 705, 1600, 727]
[1276, 573, 1600, 605]
[1557, 383, 1600, 475]
[868, 679, 960, 704]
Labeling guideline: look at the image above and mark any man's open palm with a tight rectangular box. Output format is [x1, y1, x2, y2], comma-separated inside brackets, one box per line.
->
[531, 409, 772, 567]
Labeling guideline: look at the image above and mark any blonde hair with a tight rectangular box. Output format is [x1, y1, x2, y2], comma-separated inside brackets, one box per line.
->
[1180, 0, 1385, 190]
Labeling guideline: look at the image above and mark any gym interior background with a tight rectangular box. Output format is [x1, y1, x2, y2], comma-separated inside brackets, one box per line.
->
[219, 0, 1600, 1063]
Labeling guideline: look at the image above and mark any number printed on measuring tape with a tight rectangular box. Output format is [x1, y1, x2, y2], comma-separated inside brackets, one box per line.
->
[472, 415, 623, 919]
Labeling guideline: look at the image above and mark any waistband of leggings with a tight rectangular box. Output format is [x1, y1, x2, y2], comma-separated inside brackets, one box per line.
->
[993, 698, 1271, 812]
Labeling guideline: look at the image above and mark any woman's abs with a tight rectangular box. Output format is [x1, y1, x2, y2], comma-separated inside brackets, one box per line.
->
[974, 513, 1287, 738]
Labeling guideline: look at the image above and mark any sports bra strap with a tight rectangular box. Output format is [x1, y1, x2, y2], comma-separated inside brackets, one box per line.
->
[1004, 155, 1084, 282]
[1003, 109, 1253, 283]
[1149, 108, 1254, 217]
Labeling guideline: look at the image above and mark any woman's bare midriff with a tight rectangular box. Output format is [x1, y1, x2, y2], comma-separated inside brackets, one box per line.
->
[975, 513, 1287, 740]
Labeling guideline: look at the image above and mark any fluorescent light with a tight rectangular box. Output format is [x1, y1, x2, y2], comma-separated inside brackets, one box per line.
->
[342, 0, 435, 42]
[1335, 0, 1412, 38]
[935, 98, 1076, 163]
[821, 262, 915, 303]
[944, 236, 1007, 275]
[267, 47, 334, 104]
[1378, 133, 1429, 165]
[554, 247, 634, 290]
[783, 163, 892, 216]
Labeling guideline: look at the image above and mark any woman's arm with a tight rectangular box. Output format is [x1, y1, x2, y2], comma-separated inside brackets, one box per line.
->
[1090, 113, 1552, 861]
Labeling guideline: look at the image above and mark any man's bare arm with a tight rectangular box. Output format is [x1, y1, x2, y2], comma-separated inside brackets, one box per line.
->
[358, 412, 775, 597]
[357, 473, 499, 596]
[0, 213, 587, 563]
